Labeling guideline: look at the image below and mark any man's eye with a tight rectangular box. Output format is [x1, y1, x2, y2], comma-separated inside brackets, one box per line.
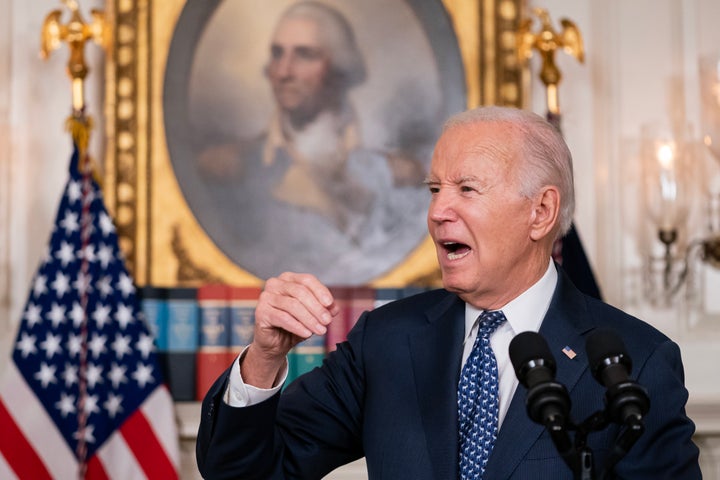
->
[460, 185, 475, 193]
[270, 46, 284, 60]
[428, 186, 439, 194]
[295, 47, 323, 60]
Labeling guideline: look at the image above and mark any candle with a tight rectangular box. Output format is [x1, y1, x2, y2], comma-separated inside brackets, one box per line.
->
[656, 140, 679, 231]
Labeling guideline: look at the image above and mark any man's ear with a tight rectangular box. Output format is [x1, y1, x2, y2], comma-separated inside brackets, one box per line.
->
[529, 186, 560, 241]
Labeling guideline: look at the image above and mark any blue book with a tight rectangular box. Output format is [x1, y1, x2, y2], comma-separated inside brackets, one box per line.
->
[138, 286, 168, 350]
[196, 284, 231, 400]
[166, 287, 199, 401]
[229, 286, 261, 359]
[401, 285, 427, 300]
[137, 286, 170, 393]
[374, 287, 402, 309]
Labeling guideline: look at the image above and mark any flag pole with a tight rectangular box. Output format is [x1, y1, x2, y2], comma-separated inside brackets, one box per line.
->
[40, 2, 109, 477]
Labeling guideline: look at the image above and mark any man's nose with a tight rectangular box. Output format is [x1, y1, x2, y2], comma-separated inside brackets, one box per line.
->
[428, 190, 457, 223]
[273, 54, 294, 78]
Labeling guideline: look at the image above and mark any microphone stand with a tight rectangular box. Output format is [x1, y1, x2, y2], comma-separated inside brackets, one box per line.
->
[546, 408, 645, 480]
[569, 410, 607, 480]
[597, 415, 645, 480]
[545, 417, 580, 475]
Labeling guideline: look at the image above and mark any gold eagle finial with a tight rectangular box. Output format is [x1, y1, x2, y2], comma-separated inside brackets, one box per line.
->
[40, 0, 110, 112]
[517, 7, 584, 115]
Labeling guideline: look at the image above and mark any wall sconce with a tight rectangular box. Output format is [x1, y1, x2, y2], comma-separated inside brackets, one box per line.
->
[641, 122, 694, 302]
[641, 55, 720, 305]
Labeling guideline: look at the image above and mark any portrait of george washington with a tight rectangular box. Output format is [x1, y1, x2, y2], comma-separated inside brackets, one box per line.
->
[164, 0, 466, 284]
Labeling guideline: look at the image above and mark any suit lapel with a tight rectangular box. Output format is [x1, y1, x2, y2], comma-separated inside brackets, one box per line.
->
[409, 293, 465, 480]
[485, 267, 595, 479]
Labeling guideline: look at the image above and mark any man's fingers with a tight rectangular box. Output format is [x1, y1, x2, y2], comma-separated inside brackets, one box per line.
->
[276, 272, 335, 305]
[259, 289, 328, 336]
[268, 308, 316, 339]
[260, 273, 340, 336]
[271, 273, 339, 323]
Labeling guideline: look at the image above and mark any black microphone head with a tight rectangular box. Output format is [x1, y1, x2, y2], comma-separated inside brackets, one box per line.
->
[586, 329, 649, 424]
[509, 331, 556, 385]
[585, 328, 632, 382]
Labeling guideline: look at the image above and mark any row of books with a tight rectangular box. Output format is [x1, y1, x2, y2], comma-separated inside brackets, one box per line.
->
[137, 284, 431, 401]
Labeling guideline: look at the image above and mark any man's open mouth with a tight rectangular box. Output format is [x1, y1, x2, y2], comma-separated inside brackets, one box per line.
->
[443, 241, 471, 260]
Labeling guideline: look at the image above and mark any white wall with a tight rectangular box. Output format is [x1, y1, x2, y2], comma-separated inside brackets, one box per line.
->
[0, 0, 12, 372]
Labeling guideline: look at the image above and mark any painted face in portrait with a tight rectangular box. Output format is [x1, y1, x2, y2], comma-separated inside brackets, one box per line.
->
[426, 122, 553, 309]
[267, 16, 334, 128]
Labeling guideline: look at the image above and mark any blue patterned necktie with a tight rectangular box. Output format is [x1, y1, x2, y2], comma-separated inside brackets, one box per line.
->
[458, 310, 507, 479]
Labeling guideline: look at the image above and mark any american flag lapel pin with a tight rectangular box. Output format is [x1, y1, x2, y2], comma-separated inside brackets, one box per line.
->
[562, 345, 577, 359]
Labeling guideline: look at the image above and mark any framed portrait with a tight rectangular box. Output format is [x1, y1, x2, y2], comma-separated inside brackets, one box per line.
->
[103, 0, 525, 287]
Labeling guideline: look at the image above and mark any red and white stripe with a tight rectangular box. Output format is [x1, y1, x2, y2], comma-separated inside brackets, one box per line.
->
[0, 363, 179, 479]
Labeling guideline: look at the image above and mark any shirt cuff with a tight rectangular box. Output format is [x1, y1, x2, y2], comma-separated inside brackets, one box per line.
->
[223, 346, 288, 407]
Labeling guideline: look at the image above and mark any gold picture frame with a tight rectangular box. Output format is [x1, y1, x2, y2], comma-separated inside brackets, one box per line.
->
[103, 0, 525, 288]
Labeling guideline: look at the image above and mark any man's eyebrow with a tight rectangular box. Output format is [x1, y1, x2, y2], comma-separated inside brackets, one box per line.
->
[453, 175, 480, 184]
[294, 45, 323, 56]
[423, 175, 481, 185]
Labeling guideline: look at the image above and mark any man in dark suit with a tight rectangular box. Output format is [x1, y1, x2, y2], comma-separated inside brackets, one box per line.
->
[196, 106, 701, 479]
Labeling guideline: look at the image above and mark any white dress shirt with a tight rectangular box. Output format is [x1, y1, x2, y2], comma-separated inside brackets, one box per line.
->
[461, 259, 557, 428]
[225, 260, 558, 412]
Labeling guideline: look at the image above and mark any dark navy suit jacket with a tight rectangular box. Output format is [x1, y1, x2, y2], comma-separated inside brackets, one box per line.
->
[196, 267, 700, 479]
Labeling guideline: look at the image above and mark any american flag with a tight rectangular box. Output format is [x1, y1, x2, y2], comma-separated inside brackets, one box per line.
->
[0, 144, 179, 478]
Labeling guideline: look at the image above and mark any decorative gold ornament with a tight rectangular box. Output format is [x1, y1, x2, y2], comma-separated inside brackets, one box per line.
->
[517, 7, 584, 115]
[41, 0, 110, 113]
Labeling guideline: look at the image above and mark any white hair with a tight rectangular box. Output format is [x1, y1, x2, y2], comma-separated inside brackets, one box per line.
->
[278, 1, 367, 89]
[443, 106, 576, 237]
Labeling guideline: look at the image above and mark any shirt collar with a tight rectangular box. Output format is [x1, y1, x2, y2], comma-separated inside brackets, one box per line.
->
[464, 259, 558, 338]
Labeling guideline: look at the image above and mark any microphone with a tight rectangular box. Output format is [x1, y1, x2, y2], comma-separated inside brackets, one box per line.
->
[585, 329, 650, 425]
[509, 331, 571, 428]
